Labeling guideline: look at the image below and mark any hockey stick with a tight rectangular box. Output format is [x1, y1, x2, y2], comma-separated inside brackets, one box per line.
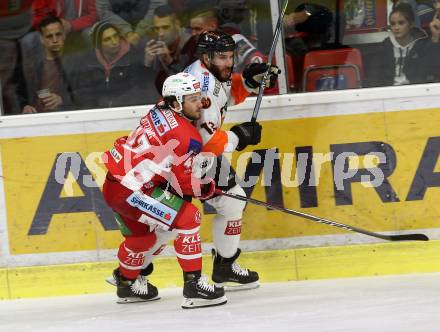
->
[215, 190, 429, 242]
[251, 0, 289, 122]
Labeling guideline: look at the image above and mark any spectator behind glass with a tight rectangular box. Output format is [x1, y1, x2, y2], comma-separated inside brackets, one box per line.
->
[393, 0, 435, 28]
[144, 5, 191, 93]
[425, 0, 440, 80]
[215, 1, 266, 73]
[22, 15, 73, 114]
[96, 0, 167, 46]
[190, 9, 218, 37]
[430, 0, 440, 41]
[216, 0, 250, 36]
[179, 9, 219, 65]
[182, 8, 264, 73]
[365, 3, 429, 87]
[0, 1, 32, 115]
[68, 22, 149, 109]
[283, 3, 335, 57]
[31, 0, 97, 51]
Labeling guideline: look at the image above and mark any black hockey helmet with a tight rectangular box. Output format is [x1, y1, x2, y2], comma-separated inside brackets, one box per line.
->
[196, 30, 236, 55]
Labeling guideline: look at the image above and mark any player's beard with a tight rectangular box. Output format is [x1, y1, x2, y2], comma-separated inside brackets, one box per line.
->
[181, 107, 201, 121]
[209, 63, 233, 82]
[182, 112, 199, 121]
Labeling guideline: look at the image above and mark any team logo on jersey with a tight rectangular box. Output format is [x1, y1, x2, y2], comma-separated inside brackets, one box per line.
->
[201, 97, 211, 109]
[127, 192, 177, 227]
[150, 109, 171, 136]
[202, 71, 210, 92]
[187, 138, 202, 154]
[109, 148, 122, 163]
[163, 110, 179, 129]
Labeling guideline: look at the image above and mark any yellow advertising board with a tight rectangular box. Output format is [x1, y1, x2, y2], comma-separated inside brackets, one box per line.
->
[1, 107, 440, 256]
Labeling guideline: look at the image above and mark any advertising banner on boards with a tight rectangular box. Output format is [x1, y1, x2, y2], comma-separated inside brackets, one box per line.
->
[1, 103, 440, 266]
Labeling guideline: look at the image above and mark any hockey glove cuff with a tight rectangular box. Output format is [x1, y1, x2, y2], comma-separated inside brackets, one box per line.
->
[230, 121, 262, 151]
[194, 177, 216, 200]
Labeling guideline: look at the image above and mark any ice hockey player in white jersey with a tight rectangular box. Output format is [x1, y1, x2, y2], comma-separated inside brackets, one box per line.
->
[185, 30, 280, 290]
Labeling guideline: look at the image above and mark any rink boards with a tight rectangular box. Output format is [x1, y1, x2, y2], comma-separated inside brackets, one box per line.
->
[1, 84, 440, 298]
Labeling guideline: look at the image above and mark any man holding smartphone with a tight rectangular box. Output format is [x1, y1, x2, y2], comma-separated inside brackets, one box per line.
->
[144, 5, 190, 93]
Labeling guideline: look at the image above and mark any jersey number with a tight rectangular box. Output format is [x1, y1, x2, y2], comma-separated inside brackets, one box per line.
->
[124, 126, 151, 155]
[201, 122, 217, 135]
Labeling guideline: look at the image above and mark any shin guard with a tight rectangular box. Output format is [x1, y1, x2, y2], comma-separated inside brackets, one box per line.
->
[118, 234, 157, 279]
[174, 227, 202, 272]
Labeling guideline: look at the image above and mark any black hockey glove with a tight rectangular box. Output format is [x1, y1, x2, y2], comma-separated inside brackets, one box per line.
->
[198, 177, 216, 200]
[242, 63, 281, 90]
[230, 121, 262, 151]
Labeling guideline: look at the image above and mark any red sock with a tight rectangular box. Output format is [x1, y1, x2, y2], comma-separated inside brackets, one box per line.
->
[118, 234, 156, 279]
[174, 227, 202, 272]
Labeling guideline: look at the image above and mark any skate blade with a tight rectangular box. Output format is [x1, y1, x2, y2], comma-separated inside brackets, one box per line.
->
[181, 295, 227, 309]
[105, 276, 117, 287]
[117, 295, 160, 304]
[216, 281, 260, 292]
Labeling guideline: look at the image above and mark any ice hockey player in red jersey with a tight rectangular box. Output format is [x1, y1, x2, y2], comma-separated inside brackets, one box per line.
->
[102, 72, 226, 309]
[184, 30, 280, 290]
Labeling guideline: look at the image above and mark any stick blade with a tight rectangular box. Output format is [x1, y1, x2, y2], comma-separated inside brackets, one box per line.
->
[389, 233, 429, 241]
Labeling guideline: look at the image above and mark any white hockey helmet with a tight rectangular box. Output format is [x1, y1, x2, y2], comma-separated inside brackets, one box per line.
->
[162, 72, 201, 112]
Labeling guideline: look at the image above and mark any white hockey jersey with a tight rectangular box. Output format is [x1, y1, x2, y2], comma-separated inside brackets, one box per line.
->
[185, 59, 250, 156]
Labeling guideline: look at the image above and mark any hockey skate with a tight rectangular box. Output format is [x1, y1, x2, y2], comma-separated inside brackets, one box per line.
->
[113, 267, 160, 303]
[181, 272, 227, 309]
[106, 263, 153, 287]
[212, 248, 260, 291]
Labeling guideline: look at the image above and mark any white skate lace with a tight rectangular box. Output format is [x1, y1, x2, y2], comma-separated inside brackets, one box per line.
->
[131, 276, 149, 295]
[197, 275, 215, 293]
[232, 262, 249, 276]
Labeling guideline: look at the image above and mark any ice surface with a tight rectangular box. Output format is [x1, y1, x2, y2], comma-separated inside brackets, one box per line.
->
[1, 273, 439, 332]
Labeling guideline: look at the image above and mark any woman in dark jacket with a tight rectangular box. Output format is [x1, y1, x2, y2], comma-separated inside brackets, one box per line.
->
[365, 3, 430, 87]
[67, 21, 149, 109]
